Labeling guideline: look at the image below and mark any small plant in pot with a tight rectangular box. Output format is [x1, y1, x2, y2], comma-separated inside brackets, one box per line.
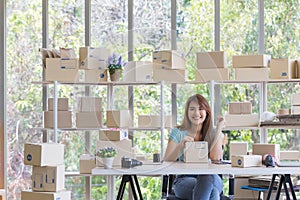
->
[96, 146, 117, 169]
[107, 53, 126, 81]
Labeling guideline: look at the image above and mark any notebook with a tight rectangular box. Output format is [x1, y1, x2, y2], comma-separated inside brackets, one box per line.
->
[276, 160, 300, 167]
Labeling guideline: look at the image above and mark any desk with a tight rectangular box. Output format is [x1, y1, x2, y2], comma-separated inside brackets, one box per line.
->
[92, 162, 300, 200]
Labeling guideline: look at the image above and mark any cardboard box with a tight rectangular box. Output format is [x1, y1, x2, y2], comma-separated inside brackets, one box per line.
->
[76, 112, 103, 128]
[45, 58, 79, 82]
[234, 176, 260, 199]
[196, 51, 227, 69]
[123, 61, 153, 82]
[232, 54, 270, 68]
[234, 68, 269, 81]
[44, 111, 72, 128]
[84, 69, 108, 83]
[231, 155, 262, 167]
[270, 58, 296, 79]
[24, 143, 64, 166]
[79, 154, 96, 174]
[99, 129, 128, 141]
[230, 142, 248, 158]
[280, 150, 300, 161]
[78, 97, 102, 112]
[252, 143, 280, 161]
[32, 165, 65, 192]
[138, 115, 172, 128]
[79, 47, 110, 69]
[195, 68, 229, 82]
[224, 114, 258, 127]
[21, 190, 71, 200]
[97, 139, 133, 166]
[48, 98, 69, 111]
[106, 110, 132, 128]
[291, 93, 300, 106]
[184, 141, 208, 163]
[153, 64, 187, 83]
[228, 102, 252, 114]
[152, 50, 185, 69]
[291, 106, 300, 114]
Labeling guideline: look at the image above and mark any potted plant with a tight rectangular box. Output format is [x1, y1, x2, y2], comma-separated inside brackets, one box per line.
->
[107, 53, 126, 81]
[96, 146, 117, 169]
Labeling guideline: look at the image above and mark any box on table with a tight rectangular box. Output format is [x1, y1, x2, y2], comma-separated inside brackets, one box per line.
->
[152, 50, 185, 69]
[45, 58, 79, 82]
[123, 61, 153, 82]
[79, 47, 110, 69]
[84, 69, 108, 83]
[32, 165, 65, 192]
[195, 68, 229, 82]
[228, 102, 252, 114]
[224, 114, 258, 127]
[44, 111, 72, 128]
[232, 54, 270, 68]
[234, 68, 269, 81]
[291, 93, 300, 106]
[153, 64, 187, 83]
[252, 143, 280, 161]
[138, 115, 172, 128]
[76, 112, 103, 128]
[231, 155, 262, 167]
[270, 58, 296, 79]
[78, 97, 102, 112]
[196, 51, 227, 69]
[47, 98, 69, 111]
[106, 110, 132, 128]
[99, 129, 128, 141]
[184, 141, 208, 163]
[24, 143, 64, 166]
[280, 150, 300, 161]
[97, 139, 133, 166]
[230, 142, 248, 158]
[79, 154, 96, 174]
[21, 190, 71, 200]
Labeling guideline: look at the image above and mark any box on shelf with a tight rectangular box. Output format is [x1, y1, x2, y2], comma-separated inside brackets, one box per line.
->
[79, 47, 110, 70]
[44, 111, 72, 128]
[153, 64, 187, 83]
[270, 58, 296, 79]
[195, 68, 229, 82]
[184, 141, 208, 163]
[78, 97, 102, 112]
[76, 112, 103, 128]
[79, 154, 96, 174]
[291, 106, 300, 114]
[280, 150, 300, 161]
[234, 68, 269, 81]
[152, 50, 185, 69]
[228, 102, 252, 114]
[84, 69, 108, 83]
[106, 110, 132, 128]
[24, 143, 64, 166]
[252, 143, 280, 161]
[230, 142, 248, 158]
[138, 115, 172, 128]
[224, 114, 258, 127]
[232, 54, 270, 68]
[21, 190, 71, 200]
[99, 129, 128, 141]
[123, 61, 153, 82]
[291, 93, 300, 106]
[32, 165, 65, 192]
[45, 58, 79, 82]
[231, 155, 262, 168]
[196, 51, 227, 69]
[47, 98, 69, 111]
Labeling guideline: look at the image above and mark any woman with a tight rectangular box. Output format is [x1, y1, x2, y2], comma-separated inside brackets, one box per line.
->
[164, 94, 225, 200]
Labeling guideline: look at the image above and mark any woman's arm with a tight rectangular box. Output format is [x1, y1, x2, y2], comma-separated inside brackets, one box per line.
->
[209, 116, 225, 161]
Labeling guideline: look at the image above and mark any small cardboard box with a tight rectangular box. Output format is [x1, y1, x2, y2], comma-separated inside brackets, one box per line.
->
[234, 176, 260, 199]
[280, 150, 300, 161]
[21, 190, 71, 200]
[153, 64, 187, 83]
[291, 106, 300, 114]
[79, 47, 110, 69]
[270, 58, 296, 79]
[196, 51, 227, 69]
[195, 68, 229, 82]
[252, 143, 280, 161]
[76, 112, 103, 128]
[99, 129, 128, 141]
[123, 61, 153, 82]
[45, 58, 79, 82]
[138, 115, 172, 128]
[78, 97, 102, 112]
[32, 165, 65, 192]
[232, 54, 270, 68]
[228, 102, 252, 114]
[291, 93, 300, 106]
[152, 50, 185, 69]
[79, 154, 96, 174]
[230, 142, 248, 158]
[231, 155, 262, 168]
[184, 141, 208, 163]
[43, 111, 72, 128]
[84, 69, 108, 83]
[106, 110, 132, 128]
[224, 114, 258, 127]
[234, 68, 269, 81]
[48, 98, 69, 111]
[24, 143, 64, 166]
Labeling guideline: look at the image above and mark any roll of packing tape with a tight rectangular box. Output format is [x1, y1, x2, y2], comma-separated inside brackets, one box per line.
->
[278, 109, 290, 115]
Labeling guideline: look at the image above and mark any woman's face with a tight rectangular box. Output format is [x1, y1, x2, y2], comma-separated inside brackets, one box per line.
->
[188, 100, 207, 127]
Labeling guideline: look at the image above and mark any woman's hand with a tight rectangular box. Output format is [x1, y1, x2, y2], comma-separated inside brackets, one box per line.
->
[179, 135, 194, 148]
[216, 116, 225, 129]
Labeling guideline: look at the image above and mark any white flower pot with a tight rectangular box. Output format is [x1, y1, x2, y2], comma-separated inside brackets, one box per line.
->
[101, 157, 115, 169]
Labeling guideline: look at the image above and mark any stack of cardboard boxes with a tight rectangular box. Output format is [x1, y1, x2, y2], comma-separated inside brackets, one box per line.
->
[225, 102, 258, 127]
[21, 143, 71, 199]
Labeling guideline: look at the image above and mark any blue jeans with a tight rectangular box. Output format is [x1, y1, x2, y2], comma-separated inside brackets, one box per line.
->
[173, 174, 223, 200]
